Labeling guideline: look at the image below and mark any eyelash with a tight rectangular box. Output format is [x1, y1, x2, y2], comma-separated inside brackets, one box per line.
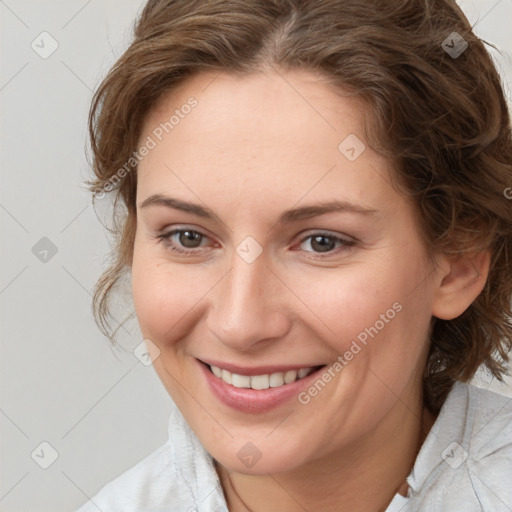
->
[156, 228, 356, 259]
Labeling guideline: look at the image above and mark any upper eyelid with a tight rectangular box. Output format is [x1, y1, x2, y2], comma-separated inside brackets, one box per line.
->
[159, 225, 215, 240]
[160, 226, 352, 238]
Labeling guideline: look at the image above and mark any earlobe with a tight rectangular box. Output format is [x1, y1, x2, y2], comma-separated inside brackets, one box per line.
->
[431, 250, 491, 320]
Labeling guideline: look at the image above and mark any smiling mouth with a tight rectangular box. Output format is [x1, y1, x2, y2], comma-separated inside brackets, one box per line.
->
[207, 364, 326, 390]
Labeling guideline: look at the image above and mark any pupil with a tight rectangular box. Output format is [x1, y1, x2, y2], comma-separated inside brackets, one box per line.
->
[180, 231, 201, 248]
[311, 235, 334, 253]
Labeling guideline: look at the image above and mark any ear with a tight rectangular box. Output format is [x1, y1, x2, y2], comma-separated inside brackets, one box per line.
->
[431, 250, 491, 320]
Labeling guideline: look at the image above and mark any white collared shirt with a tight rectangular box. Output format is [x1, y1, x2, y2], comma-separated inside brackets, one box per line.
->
[75, 382, 512, 512]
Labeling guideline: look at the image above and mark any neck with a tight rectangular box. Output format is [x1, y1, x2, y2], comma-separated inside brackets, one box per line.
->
[217, 400, 437, 512]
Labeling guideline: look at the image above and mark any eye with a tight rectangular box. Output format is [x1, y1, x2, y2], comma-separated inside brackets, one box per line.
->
[157, 228, 211, 254]
[156, 228, 356, 258]
[296, 232, 356, 257]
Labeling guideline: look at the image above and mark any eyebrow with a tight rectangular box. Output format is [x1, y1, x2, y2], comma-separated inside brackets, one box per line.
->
[138, 194, 378, 223]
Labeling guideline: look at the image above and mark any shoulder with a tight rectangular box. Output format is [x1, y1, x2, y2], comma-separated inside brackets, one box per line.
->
[405, 382, 512, 512]
[74, 441, 182, 512]
[74, 406, 227, 512]
[463, 380, 511, 419]
[449, 382, 511, 461]
[436, 381, 511, 442]
[462, 384, 512, 510]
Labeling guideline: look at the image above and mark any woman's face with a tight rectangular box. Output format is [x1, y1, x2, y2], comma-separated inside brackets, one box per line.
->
[131, 69, 440, 475]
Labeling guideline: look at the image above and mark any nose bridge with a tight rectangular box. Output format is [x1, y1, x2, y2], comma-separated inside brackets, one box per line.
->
[207, 248, 289, 349]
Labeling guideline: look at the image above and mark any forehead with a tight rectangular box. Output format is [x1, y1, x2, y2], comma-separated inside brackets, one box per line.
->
[136, 69, 401, 217]
[142, 68, 367, 149]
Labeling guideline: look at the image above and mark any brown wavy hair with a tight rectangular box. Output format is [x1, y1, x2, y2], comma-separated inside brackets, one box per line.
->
[87, 0, 512, 412]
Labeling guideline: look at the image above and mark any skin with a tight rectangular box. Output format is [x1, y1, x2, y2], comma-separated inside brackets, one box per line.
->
[130, 68, 490, 511]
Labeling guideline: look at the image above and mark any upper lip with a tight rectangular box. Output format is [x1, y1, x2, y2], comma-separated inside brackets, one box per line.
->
[199, 358, 325, 376]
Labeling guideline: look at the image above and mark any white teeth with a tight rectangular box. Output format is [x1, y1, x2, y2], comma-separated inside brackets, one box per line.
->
[209, 365, 315, 390]
[298, 368, 311, 379]
[250, 374, 269, 390]
[284, 370, 297, 384]
[231, 373, 251, 388]
[269, 372, 284, 387]
[221, 369, 232, 385]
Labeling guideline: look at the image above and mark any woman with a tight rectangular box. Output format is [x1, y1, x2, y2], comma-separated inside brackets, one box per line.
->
[76, 0, 512, 510]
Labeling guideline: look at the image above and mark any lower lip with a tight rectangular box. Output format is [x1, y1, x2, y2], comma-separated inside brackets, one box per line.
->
[197, 360, 325, 413]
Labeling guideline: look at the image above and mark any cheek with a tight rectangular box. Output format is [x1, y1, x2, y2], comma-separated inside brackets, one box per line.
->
[131, 242, 201, 342]
[292, 250, 433, 375]
[131, 243, 233, 357]
[289, 263, 407, 346]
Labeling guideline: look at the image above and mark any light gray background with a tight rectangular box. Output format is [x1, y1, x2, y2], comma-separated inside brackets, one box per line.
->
[1, 1, 511, 511]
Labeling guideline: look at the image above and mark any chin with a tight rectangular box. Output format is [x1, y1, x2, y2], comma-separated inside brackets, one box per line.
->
[206, 434, 315, 476]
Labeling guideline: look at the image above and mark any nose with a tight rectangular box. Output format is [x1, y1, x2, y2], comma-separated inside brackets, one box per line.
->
[206, 250, 291, 352]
